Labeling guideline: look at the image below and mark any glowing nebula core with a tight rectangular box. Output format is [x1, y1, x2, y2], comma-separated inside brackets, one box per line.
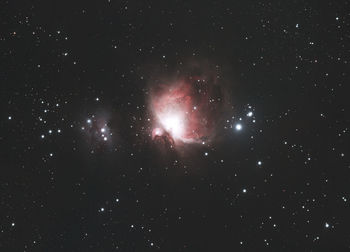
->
[150, 77, 225, 145]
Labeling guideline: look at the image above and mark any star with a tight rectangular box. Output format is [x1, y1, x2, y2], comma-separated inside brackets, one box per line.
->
[235, 123, 242, 131]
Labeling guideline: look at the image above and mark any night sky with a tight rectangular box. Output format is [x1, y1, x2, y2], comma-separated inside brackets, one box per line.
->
[1, 1, 350, 251]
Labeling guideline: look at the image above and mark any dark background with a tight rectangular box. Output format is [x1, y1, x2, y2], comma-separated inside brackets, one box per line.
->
[1, 0, 349, 251]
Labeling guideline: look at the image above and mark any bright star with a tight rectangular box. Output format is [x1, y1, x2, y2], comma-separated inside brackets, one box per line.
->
[235, 124, 242, 131]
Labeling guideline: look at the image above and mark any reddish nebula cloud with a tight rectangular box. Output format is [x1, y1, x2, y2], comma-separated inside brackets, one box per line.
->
[150, 74, 228, 146]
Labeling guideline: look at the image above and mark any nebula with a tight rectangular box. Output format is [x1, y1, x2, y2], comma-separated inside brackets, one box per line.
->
[80, 113, 114, 152]
[149, 71, 229, 146]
